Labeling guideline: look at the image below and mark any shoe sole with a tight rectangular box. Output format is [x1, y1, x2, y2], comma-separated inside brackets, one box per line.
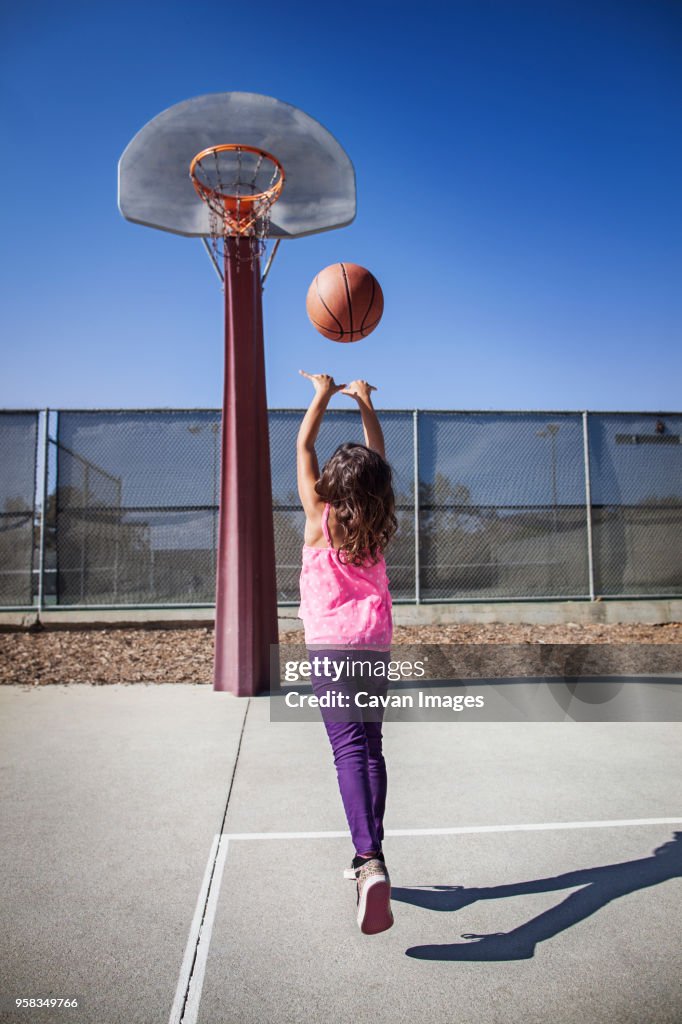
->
[357, 876, 393, 935]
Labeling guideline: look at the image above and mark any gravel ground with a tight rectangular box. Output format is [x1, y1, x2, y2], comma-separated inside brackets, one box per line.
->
[0, 622, 680, 686]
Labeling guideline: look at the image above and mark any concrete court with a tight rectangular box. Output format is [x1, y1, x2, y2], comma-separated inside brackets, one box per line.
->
[1, 684, 681, 1024]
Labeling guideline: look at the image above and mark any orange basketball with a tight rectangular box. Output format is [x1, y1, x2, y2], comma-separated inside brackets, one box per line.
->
[306, 262, 384, 343]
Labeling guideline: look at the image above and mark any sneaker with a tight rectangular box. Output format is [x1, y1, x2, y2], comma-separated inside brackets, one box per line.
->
[355, 858, 393, 935]
[343, 850, 385, 880]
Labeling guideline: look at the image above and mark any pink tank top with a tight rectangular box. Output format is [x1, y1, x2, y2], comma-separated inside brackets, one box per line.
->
[298, 503, 393, 650]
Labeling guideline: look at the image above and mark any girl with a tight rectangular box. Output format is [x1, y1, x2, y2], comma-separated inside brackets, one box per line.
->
[296, 370, 397, 935]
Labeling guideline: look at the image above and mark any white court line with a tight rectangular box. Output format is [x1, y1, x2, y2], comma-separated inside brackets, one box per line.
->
[224, 816, 682, 841]
[171, 816, 682, 1023]
[168, 835, 230, 1024]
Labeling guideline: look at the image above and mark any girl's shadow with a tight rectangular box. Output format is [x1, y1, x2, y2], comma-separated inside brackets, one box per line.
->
[393, 832, 682, 961]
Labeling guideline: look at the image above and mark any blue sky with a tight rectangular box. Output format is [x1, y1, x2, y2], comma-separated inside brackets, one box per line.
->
[1, 0, 680, 413]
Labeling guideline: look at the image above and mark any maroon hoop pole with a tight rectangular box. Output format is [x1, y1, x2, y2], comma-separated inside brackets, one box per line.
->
[213, 237, 279, 694]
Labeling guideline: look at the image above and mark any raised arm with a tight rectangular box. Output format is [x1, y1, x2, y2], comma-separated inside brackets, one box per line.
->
[296, 371, 346, 515]
[341, 380, 385, 459]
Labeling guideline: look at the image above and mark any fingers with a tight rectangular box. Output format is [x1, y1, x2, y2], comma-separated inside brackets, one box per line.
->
[300, 370, 376, 394]
[299, 370, 333, 381]
[343, 381, 378, 392]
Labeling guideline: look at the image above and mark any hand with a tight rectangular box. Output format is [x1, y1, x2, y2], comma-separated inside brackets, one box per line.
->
[298, 370, 347, 397]
[340, 379, 377, 403]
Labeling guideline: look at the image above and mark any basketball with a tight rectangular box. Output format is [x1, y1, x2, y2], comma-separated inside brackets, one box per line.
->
[306, 262, 384, 343]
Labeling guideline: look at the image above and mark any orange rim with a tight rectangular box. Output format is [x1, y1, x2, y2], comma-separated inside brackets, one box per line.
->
[189, 144, 285, 208]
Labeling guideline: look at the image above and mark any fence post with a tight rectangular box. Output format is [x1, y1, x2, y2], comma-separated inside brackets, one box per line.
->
[413, 409, 421, 604]
[36, 409, 50, 613]
[582, 410, 596, 600]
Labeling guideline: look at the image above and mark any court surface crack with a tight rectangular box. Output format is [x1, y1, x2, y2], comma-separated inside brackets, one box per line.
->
[171, 697, 251, 1024]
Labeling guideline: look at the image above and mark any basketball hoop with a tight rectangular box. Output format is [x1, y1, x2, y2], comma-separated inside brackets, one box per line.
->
[120, 93, 356, 695]
[190, 144, 285, 271]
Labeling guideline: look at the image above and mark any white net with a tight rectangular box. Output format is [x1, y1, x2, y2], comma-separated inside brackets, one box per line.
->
[190, 145, 284, 270]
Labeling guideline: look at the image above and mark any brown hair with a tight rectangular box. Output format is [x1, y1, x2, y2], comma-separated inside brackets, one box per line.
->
[315, 443, 398, 566]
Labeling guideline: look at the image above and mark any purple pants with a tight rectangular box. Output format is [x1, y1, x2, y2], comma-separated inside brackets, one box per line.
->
[309, 649, 390, 857]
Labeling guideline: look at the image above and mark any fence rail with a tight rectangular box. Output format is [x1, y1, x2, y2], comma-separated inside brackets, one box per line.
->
[1, 408, 680, 610]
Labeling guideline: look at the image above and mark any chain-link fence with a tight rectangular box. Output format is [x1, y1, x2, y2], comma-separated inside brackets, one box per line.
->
[1, 409, 680, 609]
[0, 412, 39, 606]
